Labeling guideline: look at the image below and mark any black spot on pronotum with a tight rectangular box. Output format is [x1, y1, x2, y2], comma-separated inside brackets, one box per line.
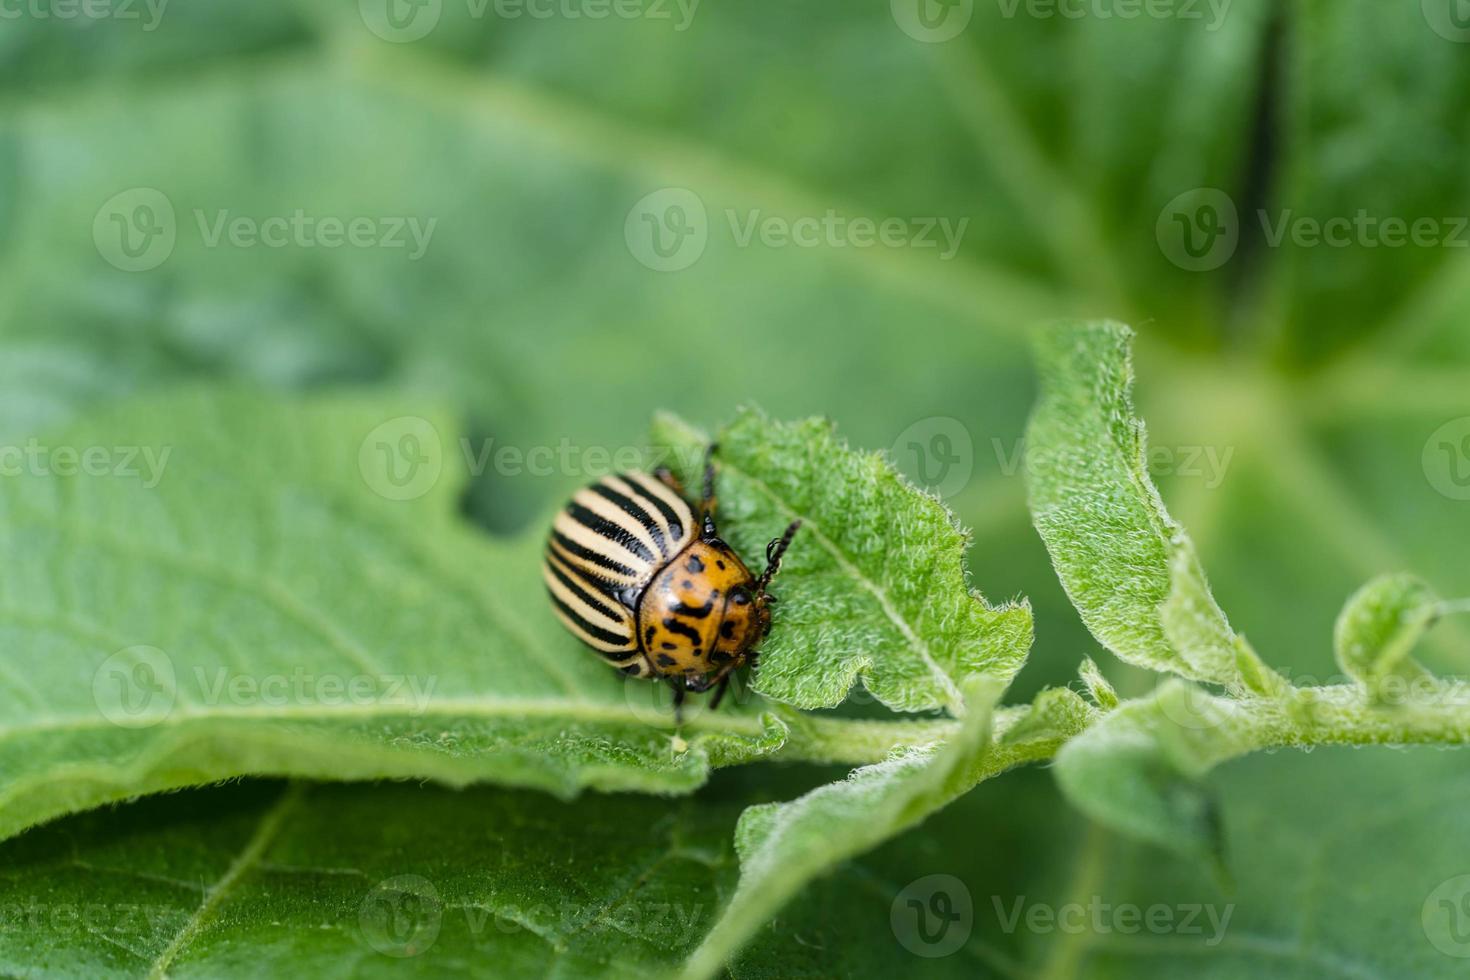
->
[711, 650, 733, 664]
[671, 596, 716, 619]
[731, 591, 750, 606]
[661, 641, 678, 650]
[644, 626, 656, 648]
[682, 580, 694, 590]
[662, 617, 702, 643]
[720, 621, 736, 639]
[716, 560, 726, 570]
[656, 654, 677, 667]
[686, 555, 705, 573]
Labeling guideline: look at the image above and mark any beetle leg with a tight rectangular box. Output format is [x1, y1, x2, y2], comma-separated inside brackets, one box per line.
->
[756, 520, 802, 594]
[669, 680, 686, 727]
[709, 674, 732, 711]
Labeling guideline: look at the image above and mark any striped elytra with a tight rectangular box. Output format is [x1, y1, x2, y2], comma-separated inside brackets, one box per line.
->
[542, 463, 801, 716]
[542, 470, 697, 678]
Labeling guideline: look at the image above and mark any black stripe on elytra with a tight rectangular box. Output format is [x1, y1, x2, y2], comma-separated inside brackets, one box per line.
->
[566, 502, 656, 564]
[591, 483, 668, 555]
[671, 595, 716, 619]
[547, 591, 633, 652]
[662, 617, 703, 644]
[550, 530, 638, 579]
[545, 554, 623, 623]
[548, 539, 634, 608]
[626, 473, 688, 540]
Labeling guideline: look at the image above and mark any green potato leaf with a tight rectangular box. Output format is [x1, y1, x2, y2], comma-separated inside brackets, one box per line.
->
[1334, 572, 1441, 691]
[0, 682, 1091, 980]
[0, 391, 998, 843]
[1025, 320, 1253, 688]
[685, 677, 1092, 978]
[0, 778, 752, 978]
[1029, 322, 1470, 861]
[5, 2, 1470, 977]
[731, 748, 1470, 979]
[654, 410, 1033, 714]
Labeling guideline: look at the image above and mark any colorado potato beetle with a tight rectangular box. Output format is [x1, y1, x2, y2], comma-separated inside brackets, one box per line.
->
[542, 450, 800, 721]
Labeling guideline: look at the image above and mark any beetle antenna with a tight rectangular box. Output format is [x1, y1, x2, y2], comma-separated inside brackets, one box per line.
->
[698, 443, 719, 535]
[756, 520, 801, 594]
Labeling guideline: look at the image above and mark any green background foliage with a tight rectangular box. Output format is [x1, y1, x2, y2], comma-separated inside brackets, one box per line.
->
[4, 1, 1470, 976]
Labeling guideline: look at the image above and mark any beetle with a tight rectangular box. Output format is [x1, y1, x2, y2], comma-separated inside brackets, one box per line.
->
[542, 449, 799, 722]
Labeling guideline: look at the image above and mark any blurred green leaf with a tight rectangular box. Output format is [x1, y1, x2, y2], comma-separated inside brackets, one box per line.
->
[1269, 3, 1470, 363]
